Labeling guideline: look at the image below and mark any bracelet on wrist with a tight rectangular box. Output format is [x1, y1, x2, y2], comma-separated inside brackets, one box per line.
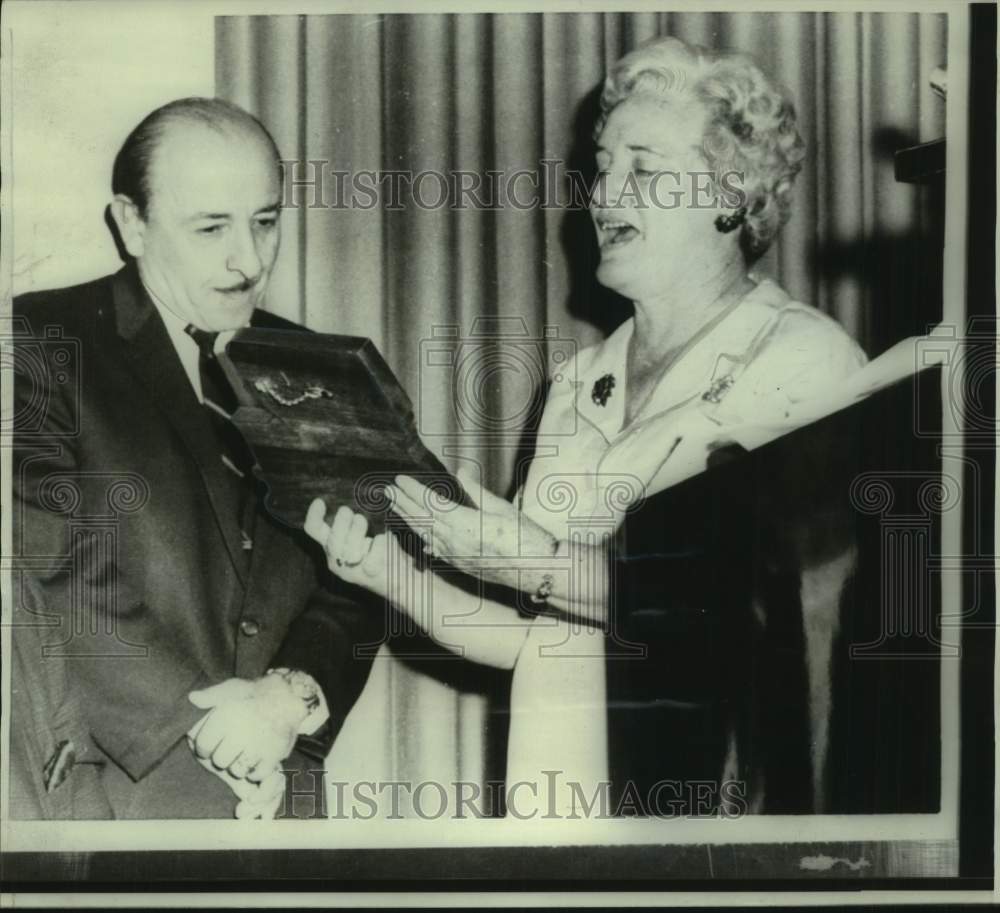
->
[527, 535, 562, 604]
[266, 667, 321, 714]
[530, 572, 555, 605]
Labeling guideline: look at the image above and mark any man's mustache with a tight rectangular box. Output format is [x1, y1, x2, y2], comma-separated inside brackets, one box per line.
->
[216, 277, 261, 294]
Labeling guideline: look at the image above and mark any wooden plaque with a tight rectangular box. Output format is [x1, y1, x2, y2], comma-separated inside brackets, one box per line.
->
[219, 327, 471, 532]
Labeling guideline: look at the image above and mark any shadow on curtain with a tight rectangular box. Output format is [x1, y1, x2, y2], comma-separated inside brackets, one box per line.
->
[215, 10, 947, 812]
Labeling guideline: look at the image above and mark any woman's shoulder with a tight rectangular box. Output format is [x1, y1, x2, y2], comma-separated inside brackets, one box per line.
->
[543, 318, 632, 399]
[741, 280, 869, 403]
[568, 318, 633, 374]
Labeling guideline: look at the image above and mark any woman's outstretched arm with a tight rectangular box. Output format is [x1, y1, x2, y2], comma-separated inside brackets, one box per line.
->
[387, 473, 612, 627]
[304, 500, 528, 669]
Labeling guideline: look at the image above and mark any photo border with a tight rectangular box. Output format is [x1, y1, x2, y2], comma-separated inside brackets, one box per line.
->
[0, 0, 994, 904]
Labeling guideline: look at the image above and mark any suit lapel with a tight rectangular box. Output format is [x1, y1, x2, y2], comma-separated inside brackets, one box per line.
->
[110, 265, 249, 587]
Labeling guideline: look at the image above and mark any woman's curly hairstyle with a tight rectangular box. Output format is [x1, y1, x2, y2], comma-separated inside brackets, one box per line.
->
[597, 36, 806, 261]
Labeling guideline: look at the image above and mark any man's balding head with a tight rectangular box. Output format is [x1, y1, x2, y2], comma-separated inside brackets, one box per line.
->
[112, 97, 281, 219]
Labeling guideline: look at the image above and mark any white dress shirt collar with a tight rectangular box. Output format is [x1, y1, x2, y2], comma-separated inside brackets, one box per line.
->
[142, 282, 250, 403]
[145, 287, 205, 402]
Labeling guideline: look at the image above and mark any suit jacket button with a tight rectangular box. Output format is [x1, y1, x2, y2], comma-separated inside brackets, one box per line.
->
[239, 618, 261, 637]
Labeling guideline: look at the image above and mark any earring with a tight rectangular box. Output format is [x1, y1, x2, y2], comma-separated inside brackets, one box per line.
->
[715, 207, 746, 234]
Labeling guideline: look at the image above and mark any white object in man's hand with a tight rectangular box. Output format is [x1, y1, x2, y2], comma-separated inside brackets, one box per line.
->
[187, 674, 315, 783]
[192, 751, 287, 819]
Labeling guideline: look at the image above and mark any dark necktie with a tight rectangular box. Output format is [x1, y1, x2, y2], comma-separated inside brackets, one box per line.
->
[184, 324, 255, 487]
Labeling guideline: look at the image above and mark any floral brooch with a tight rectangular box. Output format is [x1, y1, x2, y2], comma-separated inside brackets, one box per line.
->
[591, 373, 616, 407]
[702, 374, 735, 404]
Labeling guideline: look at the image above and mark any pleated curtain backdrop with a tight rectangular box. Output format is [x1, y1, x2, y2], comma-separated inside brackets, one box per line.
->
[215, 11, 948, 811]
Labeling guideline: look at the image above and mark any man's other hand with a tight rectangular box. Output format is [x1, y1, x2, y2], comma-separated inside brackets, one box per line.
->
[186, 675, 310, 782]
[192, 752, 287, 819]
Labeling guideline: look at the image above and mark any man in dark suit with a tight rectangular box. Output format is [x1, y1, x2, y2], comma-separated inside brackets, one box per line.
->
[11, 97, 380, 819]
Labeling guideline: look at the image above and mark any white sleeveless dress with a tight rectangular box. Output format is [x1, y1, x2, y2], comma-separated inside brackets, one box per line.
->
[503, 277, 867, 816]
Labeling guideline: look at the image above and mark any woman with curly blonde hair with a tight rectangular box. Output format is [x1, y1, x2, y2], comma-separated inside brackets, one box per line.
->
[308, 36, 867, 816]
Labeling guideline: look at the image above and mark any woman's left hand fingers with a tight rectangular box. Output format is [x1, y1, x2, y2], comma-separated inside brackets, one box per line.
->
[329, 505, 355, 559]
[391, 476, 435, 518]
[387, 483, 451, 536]
[344, 511, 372, 565]
[389, 503, 468, 559]
[304, 498, 331, 546]
[391, 478, 478, 539]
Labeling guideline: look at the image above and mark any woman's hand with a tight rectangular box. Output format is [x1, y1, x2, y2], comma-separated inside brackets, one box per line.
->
[304, 500, 405, 600]
[305, 497, 526, 668]
[389, 469, 557, 591]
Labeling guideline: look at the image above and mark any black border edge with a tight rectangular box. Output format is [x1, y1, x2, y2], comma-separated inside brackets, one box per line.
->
[958, 0, 997, 884]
